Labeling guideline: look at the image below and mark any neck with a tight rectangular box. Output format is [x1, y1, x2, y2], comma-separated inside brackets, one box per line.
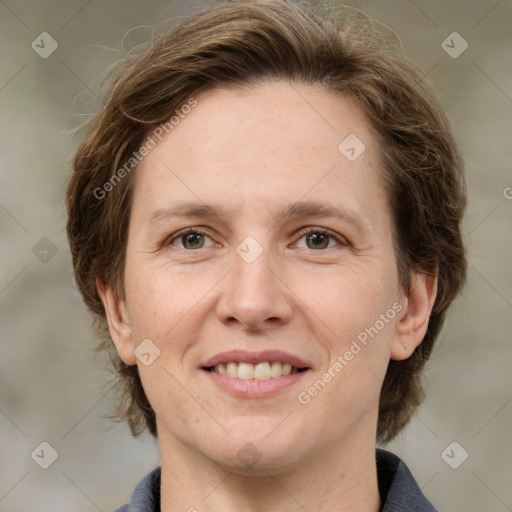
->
[159, 429, 381, 512]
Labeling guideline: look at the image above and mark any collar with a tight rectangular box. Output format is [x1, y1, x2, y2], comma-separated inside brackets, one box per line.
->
[376, 449, 438, 511]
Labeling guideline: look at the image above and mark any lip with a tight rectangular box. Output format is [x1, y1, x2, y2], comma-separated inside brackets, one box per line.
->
[203, 368, 310, 398]
[201, 349, 310, 369]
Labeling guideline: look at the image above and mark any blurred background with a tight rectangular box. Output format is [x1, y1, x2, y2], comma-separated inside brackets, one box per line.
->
[0, 0, 510, 510]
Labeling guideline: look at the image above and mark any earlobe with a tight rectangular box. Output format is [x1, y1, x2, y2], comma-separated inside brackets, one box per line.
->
[96, 277, 137, 365]
[390, 270, 438, 361]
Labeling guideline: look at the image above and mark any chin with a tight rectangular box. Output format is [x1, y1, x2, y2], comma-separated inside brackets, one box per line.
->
[206, 417, 308, 474]
[214, 445, 305, 476]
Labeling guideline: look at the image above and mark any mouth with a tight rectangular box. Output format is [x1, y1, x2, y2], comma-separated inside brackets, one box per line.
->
[200, 350, 311, 397]
[204, 361, 309, 380]
[202, 349, 311, 378]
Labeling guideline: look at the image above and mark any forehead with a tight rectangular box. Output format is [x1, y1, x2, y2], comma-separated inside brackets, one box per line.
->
[155, 81, 375, 166]
[132, 80, 388, 231]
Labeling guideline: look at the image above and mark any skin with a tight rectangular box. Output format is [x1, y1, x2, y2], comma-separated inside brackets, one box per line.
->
[98, 80, 437, 511]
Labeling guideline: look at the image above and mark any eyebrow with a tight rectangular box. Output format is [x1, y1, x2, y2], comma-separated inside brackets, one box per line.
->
[146, 200, 369, 235]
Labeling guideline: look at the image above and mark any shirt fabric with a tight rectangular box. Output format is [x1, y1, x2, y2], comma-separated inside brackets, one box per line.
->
[113, 448, 437, 512]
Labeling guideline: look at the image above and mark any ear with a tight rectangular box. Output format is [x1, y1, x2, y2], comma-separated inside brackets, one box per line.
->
[96, 277, 136, 365]
[391, 269, 438, 361]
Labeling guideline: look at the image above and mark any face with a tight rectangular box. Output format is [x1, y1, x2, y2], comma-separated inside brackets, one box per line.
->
[101, 80, 433, 473]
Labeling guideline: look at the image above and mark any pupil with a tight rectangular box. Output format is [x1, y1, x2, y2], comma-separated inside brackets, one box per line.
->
[307, 233, 328, 249]
[184, 233, 203, 249]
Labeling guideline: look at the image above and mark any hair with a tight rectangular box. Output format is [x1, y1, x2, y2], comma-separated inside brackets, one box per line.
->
[66, 0, 467, 444]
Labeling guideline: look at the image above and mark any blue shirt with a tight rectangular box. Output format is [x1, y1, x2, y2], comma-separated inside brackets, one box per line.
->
[113, 448, 437, 511]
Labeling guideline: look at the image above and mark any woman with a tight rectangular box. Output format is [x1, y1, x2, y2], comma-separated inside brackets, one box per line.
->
[66, 1, 467, 510]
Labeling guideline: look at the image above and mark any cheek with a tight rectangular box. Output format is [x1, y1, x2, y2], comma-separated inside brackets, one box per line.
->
[124, 256, 187, 333]
[296, 276, 398, 437]
[298, 261, 396, 338]
[123, 256, 217, 368]
[293, 258, 399, 404]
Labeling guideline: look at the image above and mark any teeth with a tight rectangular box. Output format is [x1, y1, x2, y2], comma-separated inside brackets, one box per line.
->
[238, 362, 254, 380]
[211, 361, 299, 379]
[271, 361, 282, 378]
[254, 362, 271, 379]
[226, 362, 238, 378]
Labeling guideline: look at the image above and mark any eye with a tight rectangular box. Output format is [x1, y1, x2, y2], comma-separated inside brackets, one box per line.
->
[295, 227, 346, 250]
[163, 227, 347, 251]
[165, 228, 216, 250]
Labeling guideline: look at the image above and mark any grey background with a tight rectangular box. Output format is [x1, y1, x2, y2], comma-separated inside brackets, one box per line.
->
[0, 0, 511, 510]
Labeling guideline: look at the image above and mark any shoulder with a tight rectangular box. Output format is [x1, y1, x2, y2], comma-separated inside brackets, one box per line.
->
[377, 449, 438, 512]
[110, 466, 161, 512]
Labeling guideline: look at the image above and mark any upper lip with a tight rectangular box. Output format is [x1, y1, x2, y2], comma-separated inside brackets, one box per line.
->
[202, 350, 310, 369]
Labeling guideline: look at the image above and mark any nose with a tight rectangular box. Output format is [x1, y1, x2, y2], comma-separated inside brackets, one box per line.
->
[216, 245, 294, 332]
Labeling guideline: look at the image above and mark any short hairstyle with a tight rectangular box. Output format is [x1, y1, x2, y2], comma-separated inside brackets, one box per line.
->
[66, 0, 467, 444]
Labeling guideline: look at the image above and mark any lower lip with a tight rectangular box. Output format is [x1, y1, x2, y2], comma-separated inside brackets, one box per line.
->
[202, 369, 310, 398]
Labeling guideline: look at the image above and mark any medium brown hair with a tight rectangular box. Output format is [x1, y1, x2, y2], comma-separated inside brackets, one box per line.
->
[66, 0, 466, 443]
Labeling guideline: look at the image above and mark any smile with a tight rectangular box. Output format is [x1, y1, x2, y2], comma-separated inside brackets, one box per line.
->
[201, 349, 311, 397]
[206, 361, 305, 380]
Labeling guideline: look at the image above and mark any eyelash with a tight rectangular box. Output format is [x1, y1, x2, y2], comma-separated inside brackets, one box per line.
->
[164, 227, 348, 250]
